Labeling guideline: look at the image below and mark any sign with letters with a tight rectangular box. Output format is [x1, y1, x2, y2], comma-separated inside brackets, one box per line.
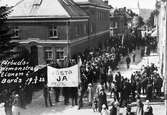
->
[47, 64, 79, 87]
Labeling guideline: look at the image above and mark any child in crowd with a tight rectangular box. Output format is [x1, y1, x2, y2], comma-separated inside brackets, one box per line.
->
[92, 96, 98, 112]
[101, 104, 109, 115]
[12, 94, 21, 115]
[0, 102, 5, 115]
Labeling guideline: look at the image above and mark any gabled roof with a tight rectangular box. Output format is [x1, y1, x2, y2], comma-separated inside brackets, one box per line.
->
[8, 0, 88, 19]
[59, 0, 88, 18]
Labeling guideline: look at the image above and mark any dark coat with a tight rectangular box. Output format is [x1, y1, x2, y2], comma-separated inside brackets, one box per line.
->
[126, 56, 131, 64]
[110, 106, 117, 115]
[98, 91, 108, 112]
[144, 106, 153, 115]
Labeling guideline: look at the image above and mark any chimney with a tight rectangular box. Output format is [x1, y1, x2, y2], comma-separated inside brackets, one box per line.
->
[104, 0, 108, 5]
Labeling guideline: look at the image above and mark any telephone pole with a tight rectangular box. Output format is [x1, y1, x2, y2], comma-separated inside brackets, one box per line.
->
[158, 1, 167, 114]
[162, 1, 167, 115]
[165, 1, 167, 114]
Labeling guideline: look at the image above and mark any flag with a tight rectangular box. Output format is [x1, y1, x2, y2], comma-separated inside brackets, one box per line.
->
[78, 56, 82, 67]
[121, 34, 125, 45]
[78, 56, 82, 83]
[137, 0, 140, 15]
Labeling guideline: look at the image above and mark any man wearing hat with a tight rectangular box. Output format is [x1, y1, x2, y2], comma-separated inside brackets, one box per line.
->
[98, 88, 108, 112]
[101, 104, 109, 115]
[144, 100, 153, 115]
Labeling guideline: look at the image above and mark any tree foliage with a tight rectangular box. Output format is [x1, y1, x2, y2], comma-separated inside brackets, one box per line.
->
[146, 9, 159, 28]
[0, 6, 18, 60]
[132, 16, 144, 28]
[113, 7, 137, 17]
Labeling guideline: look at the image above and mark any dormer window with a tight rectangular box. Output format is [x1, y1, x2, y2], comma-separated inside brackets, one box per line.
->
[48, 25, 58, 39]
[33, 0, 42, 6]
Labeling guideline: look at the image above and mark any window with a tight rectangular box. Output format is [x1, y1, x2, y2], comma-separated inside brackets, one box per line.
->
[90, 23, 93, 33]
[44, 47, 53, 63]
[115, 22, 118, 28]
[48, 25, 58, 38]
[76, 24, 80, 36]
[11, 26, 19, 39]
[56, 48, 64, 59]
[83, 24, 87, 34]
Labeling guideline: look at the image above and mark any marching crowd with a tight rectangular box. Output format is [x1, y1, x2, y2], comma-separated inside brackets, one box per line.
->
[0, 34, 161, 115]
[41, 36, 162, 115]
[41, 51, 162, 115]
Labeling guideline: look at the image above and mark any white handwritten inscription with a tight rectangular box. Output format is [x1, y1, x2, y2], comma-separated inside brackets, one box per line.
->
[0, 59, 34, 84]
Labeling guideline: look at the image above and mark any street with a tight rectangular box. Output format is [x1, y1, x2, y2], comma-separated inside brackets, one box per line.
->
[0, 0, 166, 115]
[18, 49, 165, 115]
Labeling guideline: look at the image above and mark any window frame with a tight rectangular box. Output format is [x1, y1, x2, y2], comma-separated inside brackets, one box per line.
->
[55, 48, 64, 59]
[48, 25, 59, 39]
[44, 47, 53, 61]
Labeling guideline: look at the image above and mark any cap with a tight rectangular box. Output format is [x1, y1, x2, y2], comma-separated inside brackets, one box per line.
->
[15, 94, 19, 97]
[102, 104, 106, 109]
[146, 100, 149, 105]
[88, 83, 92, 86]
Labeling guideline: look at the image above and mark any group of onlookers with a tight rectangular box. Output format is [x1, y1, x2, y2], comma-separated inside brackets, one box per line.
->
[97, 99, 153, 115]
[0, 89, 23, 115]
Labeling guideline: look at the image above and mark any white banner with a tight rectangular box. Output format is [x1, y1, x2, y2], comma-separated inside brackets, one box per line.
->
[47, 64, 80, 87]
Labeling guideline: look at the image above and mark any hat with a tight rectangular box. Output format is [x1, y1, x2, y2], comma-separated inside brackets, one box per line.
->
[102, 104, 106, 109]
[15, 94, 19, 97]
[88, 83, 92, 86]
[146, 100, 150, 105]
[114, 101, 119, 106]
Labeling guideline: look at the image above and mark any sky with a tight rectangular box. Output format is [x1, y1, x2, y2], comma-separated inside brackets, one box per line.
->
[0, 0, 156, 9]
[109, 0, 156, 9]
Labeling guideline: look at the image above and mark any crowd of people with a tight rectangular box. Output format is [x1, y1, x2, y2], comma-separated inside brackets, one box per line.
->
[0, 88, 27, 115]
[39, 32, 162, 115]
[40, 35, 162, 115]
[0, 31, 161, 115]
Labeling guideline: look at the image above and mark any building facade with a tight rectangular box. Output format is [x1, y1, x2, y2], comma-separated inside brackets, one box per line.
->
[109, 8, 132, 37]
[7, 0, 110, 65]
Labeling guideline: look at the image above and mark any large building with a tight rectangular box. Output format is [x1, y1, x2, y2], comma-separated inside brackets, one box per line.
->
[6, 0, 110, 65]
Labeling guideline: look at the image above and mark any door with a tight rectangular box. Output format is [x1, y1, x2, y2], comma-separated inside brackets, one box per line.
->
[31, 45, 38, 66]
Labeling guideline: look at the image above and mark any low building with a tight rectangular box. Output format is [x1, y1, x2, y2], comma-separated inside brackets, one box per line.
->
[7, 0, 110, 65]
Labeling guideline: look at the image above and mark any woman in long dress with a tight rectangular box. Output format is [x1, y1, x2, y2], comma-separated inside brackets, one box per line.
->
[0, 102, 6, 115]
[12, 94, 21, 115]
[136, 99, 144, 115]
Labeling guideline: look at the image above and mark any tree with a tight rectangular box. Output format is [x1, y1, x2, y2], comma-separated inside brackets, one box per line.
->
[132, 16, 145, 28]
[0, 6, 18, 60]
[138, 16, 145, 27]
[146, 9, 159, 28]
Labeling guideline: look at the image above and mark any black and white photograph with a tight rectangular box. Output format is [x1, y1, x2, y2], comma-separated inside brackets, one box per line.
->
[0, 0, 166, 115]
